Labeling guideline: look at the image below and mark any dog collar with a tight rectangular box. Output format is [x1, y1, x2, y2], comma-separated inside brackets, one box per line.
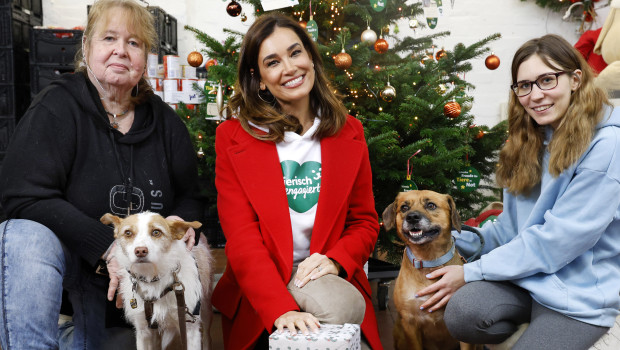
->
[406, 237, 457, 269]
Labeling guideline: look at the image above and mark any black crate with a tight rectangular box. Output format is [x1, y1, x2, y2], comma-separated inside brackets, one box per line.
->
[30, 29, 82, 65]
[0, 48, 12, 83]
[11, 11, 30, 49]
[165, 13, 177, 52]
[0, 116, 15, 154]
[14, 83, 29, 118]
[12, 46, 28, 83]
[0, 84, 15, 115]
[148, 6, 177, 52]
[30, 64, 74, 96]
[0, 7, 11, 47]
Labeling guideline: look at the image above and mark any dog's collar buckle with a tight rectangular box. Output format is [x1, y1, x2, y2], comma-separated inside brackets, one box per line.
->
[406, 237, 457, 269]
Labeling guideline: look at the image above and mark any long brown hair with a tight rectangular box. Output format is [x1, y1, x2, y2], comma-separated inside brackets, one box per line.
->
[496, 34, 609, 195]
[75, 0, 156, 104]
[226, 12, 348, 142]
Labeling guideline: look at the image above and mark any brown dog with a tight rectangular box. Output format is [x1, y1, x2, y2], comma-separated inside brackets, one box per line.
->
[383, 190, 480, 350]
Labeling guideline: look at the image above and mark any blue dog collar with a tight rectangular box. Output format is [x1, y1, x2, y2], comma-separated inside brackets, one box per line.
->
[405, 237, 456, 269]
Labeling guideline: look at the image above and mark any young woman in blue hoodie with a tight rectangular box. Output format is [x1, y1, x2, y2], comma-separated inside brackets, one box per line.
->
[416, 34, 620, 349]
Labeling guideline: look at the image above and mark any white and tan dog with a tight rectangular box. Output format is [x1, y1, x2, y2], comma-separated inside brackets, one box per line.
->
[101, 212, 213, 350]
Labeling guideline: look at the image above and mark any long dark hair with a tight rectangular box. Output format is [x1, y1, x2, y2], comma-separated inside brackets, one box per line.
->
[496, 34, 609, 194]
[226, 12, 348, 142]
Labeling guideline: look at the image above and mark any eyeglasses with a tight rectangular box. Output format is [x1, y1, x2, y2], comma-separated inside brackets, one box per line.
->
[511, 71, 569, 97]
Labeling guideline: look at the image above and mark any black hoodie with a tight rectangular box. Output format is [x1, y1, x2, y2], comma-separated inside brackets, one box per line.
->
[0, 72, 204, 267]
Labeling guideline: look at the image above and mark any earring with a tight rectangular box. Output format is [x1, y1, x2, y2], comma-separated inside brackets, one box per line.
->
[258, 87, 276, 104]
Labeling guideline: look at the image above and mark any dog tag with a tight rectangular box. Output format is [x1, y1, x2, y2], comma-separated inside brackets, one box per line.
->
[130, 298, 137, 309]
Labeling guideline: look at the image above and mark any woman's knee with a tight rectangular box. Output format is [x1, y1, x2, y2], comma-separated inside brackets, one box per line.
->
[289, 274, 366, 325]
[1, 219, 66, 276]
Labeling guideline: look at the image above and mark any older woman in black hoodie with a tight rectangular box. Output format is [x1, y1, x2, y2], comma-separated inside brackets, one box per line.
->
[0, 1, 202, 349]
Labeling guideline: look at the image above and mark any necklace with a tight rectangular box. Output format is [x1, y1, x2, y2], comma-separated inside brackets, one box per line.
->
[106, 109, 130, 129]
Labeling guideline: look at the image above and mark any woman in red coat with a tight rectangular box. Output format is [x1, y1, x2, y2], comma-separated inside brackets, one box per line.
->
[212, 12, 383, 350]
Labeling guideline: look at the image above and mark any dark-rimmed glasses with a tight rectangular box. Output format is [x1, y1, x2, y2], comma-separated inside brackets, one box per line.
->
[511, 72, 568, 97]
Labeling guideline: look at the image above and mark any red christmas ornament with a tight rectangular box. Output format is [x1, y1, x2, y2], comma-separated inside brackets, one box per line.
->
[435, 48, 447, 61]
[187, 51, 203, 67]
[374, 38, 389, 54]
[205, 59, 218, 71]
[485, 54, 500, 70]
[476, 130, 485, 139]
[226, 1, 242, 17]
[334, 50, 352, 70]
[444, 100, 461, 119]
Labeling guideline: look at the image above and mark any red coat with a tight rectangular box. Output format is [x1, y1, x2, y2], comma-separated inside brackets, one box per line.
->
[212, 116, 383, 349]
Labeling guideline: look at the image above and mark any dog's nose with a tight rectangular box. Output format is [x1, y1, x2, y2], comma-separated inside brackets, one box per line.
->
[134, 246, 148, 258]
[405, 212, 421, 224]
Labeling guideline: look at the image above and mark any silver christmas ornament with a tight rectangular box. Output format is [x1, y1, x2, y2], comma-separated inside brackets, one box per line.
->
[361, 26, 378, 44]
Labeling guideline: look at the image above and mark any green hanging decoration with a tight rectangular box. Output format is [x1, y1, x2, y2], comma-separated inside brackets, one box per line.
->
[306, 1, 318, 41]
[424, 0, 441, 29]
[455, 166, 481, 193]
[370, 0, 386, 12]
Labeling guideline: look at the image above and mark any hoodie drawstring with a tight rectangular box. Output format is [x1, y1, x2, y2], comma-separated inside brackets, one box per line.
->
[108, 129, 135, 216]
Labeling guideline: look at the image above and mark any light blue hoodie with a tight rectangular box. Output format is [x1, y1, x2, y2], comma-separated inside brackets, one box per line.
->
[456, 105, 620, 328]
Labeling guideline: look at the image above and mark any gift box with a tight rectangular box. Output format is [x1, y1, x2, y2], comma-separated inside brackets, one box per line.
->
[269, 323, 361, 350]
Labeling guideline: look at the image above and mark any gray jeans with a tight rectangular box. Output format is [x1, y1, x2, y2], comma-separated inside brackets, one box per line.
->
[444, 281, 609, 350]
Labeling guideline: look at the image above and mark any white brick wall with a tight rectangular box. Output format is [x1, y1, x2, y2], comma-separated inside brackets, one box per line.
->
[41, 0, 612, 127]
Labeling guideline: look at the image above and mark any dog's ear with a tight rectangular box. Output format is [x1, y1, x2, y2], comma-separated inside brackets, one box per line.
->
[167, 220, 203, 240]
[382, 201, 397, 231]
[446, 195, 461, 233]
[100, 213, 121, 228]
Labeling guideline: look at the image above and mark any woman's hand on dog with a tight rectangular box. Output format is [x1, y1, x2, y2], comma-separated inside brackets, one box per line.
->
[166, 215, 196, 251]
[294, 253, 339, 288]
[416, 265, 466, 313]
[274, 310, 320, 335]
[105, 245, 124, 308]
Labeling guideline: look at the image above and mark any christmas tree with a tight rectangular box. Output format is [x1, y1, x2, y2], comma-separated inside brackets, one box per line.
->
[178, 0, 507, 263]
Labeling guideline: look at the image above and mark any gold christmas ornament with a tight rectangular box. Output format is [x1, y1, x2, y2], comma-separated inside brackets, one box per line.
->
[187, 51, 203, 67]
[435, 84, 447, 95]
[485, 53, 500, 70]
[241, 12, 248, 22]
[334, 50, 352, 70]
[444, 100, 462, 119]
[381, 82, 396, 102]
[197, 147, 205, 158]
